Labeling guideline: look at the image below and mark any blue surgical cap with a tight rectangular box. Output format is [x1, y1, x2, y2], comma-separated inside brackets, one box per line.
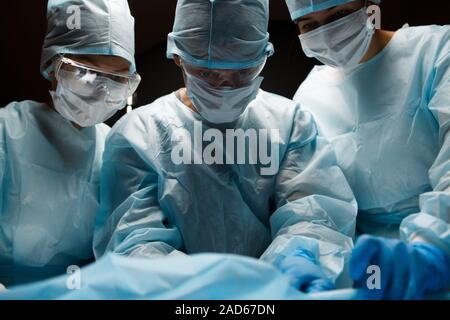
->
[167, 0, 274, 70]
[41, 0, 136, 80]
[285, 0, 381, 21]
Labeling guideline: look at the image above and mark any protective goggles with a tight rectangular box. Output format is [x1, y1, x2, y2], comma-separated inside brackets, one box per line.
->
[180, 56, 267, 88]
[54, 56, 141, 102]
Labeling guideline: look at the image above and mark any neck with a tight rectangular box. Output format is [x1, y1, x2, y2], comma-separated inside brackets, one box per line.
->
[360, 29, 396, 63]
[178, 88, 196, 112]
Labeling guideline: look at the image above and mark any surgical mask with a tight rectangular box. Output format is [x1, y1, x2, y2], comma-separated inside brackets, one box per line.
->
[299, 8, 374, 68]
[50, 81, 126, 127]
[185, 74, 263, 124]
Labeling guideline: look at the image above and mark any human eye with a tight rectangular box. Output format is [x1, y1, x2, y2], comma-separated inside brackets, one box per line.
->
[332, 9, 354, 20]
[300, 21, 319, 33]
[197, 70, 212, 79]
[239, 69, 251, 77]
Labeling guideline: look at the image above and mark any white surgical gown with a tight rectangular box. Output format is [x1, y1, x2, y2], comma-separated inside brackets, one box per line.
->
[0, 100, 109, 286]
[294, 25, 450, 253]
[93, 90, 358, 283]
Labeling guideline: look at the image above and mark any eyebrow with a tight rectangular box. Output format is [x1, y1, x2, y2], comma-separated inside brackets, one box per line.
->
[74, 56, 102, 67]
[74, 57, 130, 73]
[115, 66, 130, 73]
[297, 7, 335, 23]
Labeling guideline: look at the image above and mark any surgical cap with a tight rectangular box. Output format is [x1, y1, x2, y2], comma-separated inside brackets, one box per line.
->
[285, 0, 381, 21]
[41, 0, 136, 80]
[167, 0, 274, 70]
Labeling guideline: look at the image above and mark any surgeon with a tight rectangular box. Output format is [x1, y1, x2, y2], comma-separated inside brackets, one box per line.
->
[285, 0, 450, 299]
[94, 0, 358, 294]
[0, 0, 140, 287]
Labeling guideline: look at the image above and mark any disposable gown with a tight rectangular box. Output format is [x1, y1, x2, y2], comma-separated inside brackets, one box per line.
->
[294, 25, 450, 252]
[93, 90, 358, 283]
[0, 101, 109, 286]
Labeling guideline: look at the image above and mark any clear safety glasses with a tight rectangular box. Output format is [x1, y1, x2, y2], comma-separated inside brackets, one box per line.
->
[54, 57, 141, 102]
[180, 56, 267, 88]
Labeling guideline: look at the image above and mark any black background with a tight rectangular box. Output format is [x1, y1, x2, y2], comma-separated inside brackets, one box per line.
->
[1, 0, 449, 126]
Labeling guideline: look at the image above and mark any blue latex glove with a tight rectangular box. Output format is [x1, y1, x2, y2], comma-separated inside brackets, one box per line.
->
[350, 235, 450, 300]
[278, 249, 335, 293]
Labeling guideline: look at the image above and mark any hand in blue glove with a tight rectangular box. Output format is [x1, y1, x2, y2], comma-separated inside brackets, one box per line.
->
[350, 235, 450, 300]
[279, 249, 335, 293]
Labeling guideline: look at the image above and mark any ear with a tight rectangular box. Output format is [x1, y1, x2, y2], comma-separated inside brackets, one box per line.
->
[173, 55, 181, 67]
[51, 77, 57, 91]
[296, 21, 302, 34]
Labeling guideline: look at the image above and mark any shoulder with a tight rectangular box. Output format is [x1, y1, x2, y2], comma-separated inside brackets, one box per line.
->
[250, 90, 317, 147]
[293, 65, 327, 101]
[0, 100, 43, 117]
[0, 100, 48, 130]
[398, 25, 450, 42]
[396, 25, 450, 61]
[253, 89, 298, 109]
[249, 89, 302, 122]
[106, 93, 179, 146]
[0, 101, 49, 156]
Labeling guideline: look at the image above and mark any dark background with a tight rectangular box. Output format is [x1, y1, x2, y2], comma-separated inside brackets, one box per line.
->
[1, 0, 449, 126]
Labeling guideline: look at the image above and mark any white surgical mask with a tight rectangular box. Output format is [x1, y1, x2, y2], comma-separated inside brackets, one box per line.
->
[50, 82, 126, 127]
[185, 74, 263, 124]
[299, 8, 375, 68]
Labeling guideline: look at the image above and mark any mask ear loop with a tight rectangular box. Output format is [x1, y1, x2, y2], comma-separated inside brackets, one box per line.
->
[51, 54, 67, 82]
[42, 54, 64, 81]
[254, 54, 268, 79]
[54, 60, 63, 82]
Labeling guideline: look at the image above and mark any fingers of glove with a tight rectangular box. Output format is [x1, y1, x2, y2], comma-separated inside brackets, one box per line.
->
[280, 256, 330, 292]
[413, 244, 450, 293]
[289, 272, 325, 291]
[293, 248, 316, 262]
[304, 278, 335, 293]
[376, 238, 397, 298]
[296, 274, 320, 292]
[404, 244, 437, 300]
[280, 255, 322, 277]
[286, 270, 322, 291]
[354, 288, 384, 300]
[350, 235, 384, 283]
[387, 240, 410, 300]
[351, 236, 395, 296]
[404, 248, 426, 300]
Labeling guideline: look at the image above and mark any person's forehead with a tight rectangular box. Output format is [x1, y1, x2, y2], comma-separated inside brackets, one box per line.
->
[298, 1, 362, 22]
[192, 67, 245, 73]
[67, 54, 130, 73]
[184, 64, 253, 73]
[182, 60, 261, 73]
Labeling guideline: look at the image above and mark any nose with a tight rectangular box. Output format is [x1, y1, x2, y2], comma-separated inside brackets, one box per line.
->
[213, 71, 240, 88]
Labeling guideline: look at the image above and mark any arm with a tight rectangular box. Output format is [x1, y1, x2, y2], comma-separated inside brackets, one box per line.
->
[0, 121, 4, 215]
[0, 113, 8, 286]
[260, 108, 357, 286]
[93, 116, 184, 259]
[400, 51, 450, 254]
[350, 47, 450, 300]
